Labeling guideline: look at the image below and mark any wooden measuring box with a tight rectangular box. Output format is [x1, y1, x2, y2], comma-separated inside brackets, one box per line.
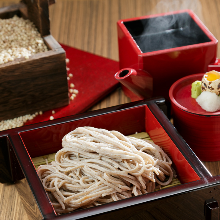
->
[0, 0, 69, 121]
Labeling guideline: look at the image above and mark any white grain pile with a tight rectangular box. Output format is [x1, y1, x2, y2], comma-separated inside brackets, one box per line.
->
[0, 15, 48, 64]
[0, 112, 40, 131]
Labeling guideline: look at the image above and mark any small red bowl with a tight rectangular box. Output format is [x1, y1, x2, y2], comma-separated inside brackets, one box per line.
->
[169, 73, 220, 161]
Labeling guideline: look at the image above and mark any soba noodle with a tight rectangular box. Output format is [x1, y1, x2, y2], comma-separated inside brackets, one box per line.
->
[37, 126, 174, 214]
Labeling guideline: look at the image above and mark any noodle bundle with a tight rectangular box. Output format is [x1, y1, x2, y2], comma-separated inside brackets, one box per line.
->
[37, 127, 174, 214]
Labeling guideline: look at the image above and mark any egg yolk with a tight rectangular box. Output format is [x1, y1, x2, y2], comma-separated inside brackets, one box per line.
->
[205, 71, 220, 81]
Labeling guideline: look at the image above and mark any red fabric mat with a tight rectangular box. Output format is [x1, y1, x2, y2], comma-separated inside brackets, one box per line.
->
[25, 44, 120, 125]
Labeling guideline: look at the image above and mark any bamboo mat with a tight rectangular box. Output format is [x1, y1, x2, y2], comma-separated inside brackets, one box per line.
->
[0, 0, 220, 219]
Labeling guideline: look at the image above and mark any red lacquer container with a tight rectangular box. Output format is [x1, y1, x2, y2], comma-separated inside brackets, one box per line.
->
[117, 9, 218, 100]
[114, 68, 153, 100]
[1, 98, 220, 219]
[169, 73, 220, 161]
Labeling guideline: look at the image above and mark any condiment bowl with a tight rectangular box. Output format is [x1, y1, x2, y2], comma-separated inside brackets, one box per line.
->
[169, 73, 220, 161]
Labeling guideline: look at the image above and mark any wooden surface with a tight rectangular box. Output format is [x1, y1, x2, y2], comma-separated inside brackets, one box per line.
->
[0, 0, 220, 219]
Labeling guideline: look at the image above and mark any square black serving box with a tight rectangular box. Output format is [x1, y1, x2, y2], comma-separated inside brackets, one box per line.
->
[0, 98, 219, 220]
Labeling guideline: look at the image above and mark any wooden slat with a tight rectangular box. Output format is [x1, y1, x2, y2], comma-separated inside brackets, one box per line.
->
[21, 0, 50, 36]
[0, 3, 26, 19]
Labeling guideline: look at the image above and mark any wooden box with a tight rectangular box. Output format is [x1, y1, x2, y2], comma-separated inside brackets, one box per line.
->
[0, 0, 69, 121]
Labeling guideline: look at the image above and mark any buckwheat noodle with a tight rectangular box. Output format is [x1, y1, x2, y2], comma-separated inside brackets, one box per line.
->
[37, 127, 174, 214]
